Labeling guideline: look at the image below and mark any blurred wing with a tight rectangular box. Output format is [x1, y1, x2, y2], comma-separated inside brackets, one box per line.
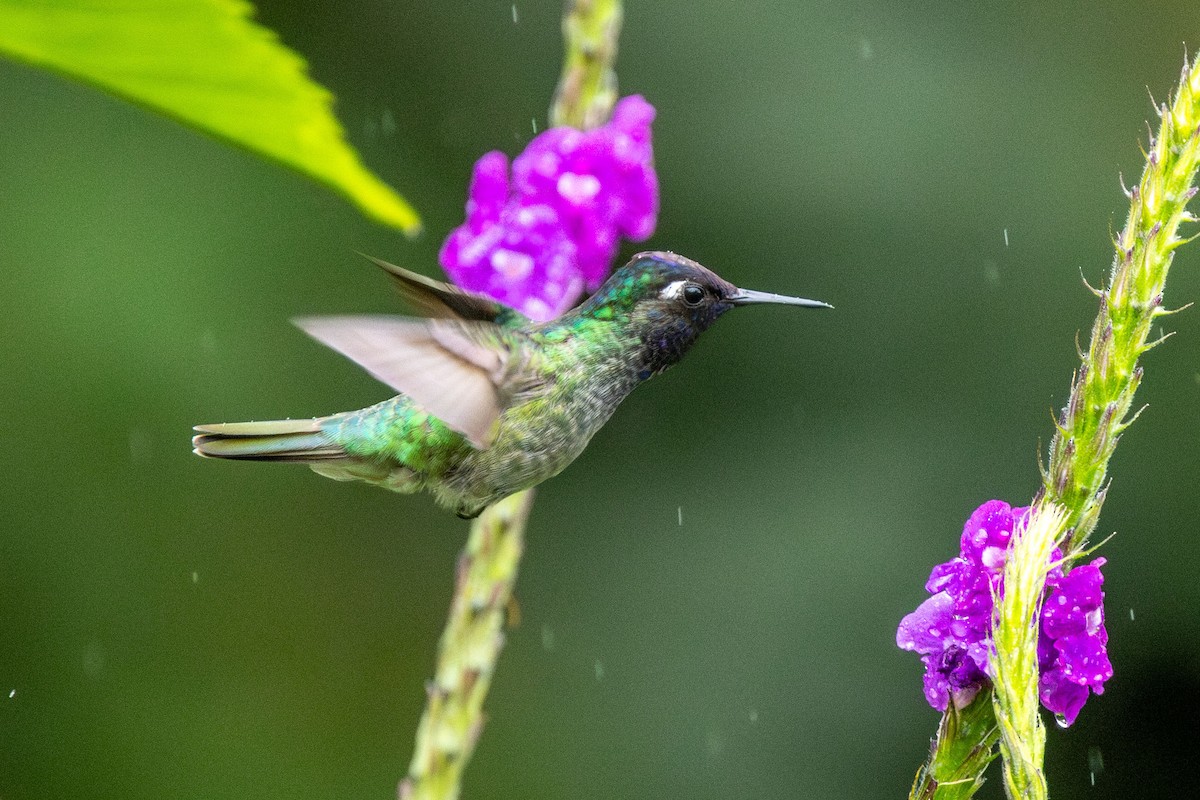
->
[361, 254, 530, 327]
[294, 315, 532, 448]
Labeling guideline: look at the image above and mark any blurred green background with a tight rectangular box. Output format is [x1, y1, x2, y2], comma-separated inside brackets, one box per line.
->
[3, 1, 1199, 798]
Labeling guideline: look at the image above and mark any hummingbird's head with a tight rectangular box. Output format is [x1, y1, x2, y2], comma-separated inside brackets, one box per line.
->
[579, 251, 831, 378]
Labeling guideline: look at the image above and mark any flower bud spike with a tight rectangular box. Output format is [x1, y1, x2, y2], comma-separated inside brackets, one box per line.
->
[906, 53, 1200, 793]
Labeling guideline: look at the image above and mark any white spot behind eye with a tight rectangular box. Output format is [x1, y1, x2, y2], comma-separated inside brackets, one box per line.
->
[660, 280, 687, 300]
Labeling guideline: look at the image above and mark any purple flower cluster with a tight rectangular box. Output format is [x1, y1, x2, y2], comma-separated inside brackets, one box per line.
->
[440, 95, 658, 322]
[896, 500, 1112, 726]
[1038, 556, 1111, 725]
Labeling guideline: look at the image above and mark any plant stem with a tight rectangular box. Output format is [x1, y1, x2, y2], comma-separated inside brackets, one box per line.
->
[909, 691, 1000, 800]
[402, 4, 627, 798]
[909, 53, 1200, 800]
[1038, 55, 1200, 555]
[989, 506, 1066, 800]
[550, 0, 623, 130]
[400, 489, 536, 800]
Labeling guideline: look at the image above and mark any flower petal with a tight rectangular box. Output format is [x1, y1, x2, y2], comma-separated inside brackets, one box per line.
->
[897, 591, 955, 654]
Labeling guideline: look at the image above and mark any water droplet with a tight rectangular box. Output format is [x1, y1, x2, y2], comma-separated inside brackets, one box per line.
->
[1003, 228, 1010, 247]
[1054, 713, 1069, 728]
[511, 4, 518, 23]
[677, 506, 683, 526]
[748, 708, 758, 724]
[82, 643, 107, 678]
[7, 689, 14, 699]
[1088, 745, 1105, 776]
[191, 571, 200, 584]
[200, 329, 219, 358]
[541, 625, 555, 651]
[594, 660, 604, 680]
[1129, 607, 1135, 620]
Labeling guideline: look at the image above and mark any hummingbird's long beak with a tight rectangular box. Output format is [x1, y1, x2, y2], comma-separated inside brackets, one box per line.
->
[728, 288, 833, 309]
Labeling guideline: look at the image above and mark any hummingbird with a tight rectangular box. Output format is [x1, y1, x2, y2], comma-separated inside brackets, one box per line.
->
[192, 251, 831, 518]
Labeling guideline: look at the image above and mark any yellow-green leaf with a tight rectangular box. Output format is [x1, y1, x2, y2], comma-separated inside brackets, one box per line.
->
[0, 0, 421, 235]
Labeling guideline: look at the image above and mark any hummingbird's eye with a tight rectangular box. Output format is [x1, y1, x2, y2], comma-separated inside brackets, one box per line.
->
[682, 283, 705, 306]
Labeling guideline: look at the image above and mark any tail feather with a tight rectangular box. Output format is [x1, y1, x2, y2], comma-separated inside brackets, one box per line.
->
[192, 418, 345, 462]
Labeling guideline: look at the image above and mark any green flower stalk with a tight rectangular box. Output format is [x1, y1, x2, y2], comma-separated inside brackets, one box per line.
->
[1038, 55, 1200, 554]
[401, 3, 625, 798]
[989, 506, 1066, 800]
[551, 0, 623, 129]
[909, 692, 999, 800]
[907, 53, 1200, 800]
[400, 490, 535, 800]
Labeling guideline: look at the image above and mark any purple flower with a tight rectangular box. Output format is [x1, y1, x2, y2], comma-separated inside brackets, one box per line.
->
[1038, 557, 1112, 725]
[897, 501, 1111, 725]
[897, 500, 1028, 710]
[440, 95, 659, 321]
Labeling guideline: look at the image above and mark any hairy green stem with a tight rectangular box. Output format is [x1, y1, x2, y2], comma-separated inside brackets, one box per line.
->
[909, 54, 1200, 800]
[909, 692, 1000, 800]
[402, 3, 625, 798]
[1038, 55, 1200, 553]
[400, 489, 535, 800]
[550, 0, 623, 130]
[990, 506, 1066, 800]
